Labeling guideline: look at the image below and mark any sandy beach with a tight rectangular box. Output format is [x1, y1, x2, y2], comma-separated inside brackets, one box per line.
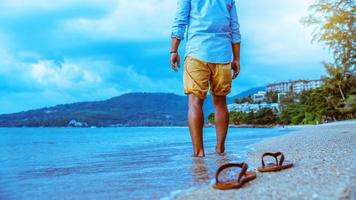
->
[173, 120, 356, 200]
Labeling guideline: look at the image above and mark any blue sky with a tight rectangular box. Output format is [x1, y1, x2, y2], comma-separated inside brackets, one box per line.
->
[0, 0, 330, 114]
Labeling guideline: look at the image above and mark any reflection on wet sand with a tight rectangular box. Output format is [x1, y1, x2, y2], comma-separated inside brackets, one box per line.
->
[192, 158, 209, 184]
[191, 153, 234, 184]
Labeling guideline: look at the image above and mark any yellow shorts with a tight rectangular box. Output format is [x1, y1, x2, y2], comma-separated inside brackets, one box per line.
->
[183, 56, 232, 100]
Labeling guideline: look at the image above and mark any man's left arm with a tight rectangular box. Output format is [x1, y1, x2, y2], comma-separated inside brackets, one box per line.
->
[230, 0, 241, 79]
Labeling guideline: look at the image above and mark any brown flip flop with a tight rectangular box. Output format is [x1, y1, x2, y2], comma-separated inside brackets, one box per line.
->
[257, 152, 293, 172]
[213, 162, 256, 190]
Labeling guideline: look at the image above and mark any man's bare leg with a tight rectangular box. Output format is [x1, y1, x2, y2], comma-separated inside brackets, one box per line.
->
[213, 95, 229, 154]
[188, 94, 205, 157]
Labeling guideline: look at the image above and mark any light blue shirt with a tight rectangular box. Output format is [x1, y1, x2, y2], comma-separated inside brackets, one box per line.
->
[171, 0, 241, 64]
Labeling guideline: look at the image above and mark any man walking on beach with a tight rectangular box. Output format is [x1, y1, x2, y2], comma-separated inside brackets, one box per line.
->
[170, 0, 241, 157]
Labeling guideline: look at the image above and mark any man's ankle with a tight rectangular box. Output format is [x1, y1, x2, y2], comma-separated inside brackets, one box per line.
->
[215, 145, 225, 154]
[193, 149, 205, 157]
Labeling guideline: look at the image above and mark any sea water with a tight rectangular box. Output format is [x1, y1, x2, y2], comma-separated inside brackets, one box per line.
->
[0, 127, 296, 200]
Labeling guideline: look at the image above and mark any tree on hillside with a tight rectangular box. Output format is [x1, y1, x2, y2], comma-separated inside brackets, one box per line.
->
[235, 95, 253, 104]
[266, 91, 278, 103]
[303, 0, 356, 118]
[302, 88, 338, 122]
[278, 104, 306, 125]
[303, 0, 355, 72]
[338, 95, 356, 118]
[208, 113, 215, 124]
[252, 108, 277, 125]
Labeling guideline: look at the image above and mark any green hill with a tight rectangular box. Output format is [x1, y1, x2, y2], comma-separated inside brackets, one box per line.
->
[0, 87, 265, 127]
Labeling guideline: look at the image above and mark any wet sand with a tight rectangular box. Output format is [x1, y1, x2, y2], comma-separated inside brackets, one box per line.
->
[173, 120, 356, 200]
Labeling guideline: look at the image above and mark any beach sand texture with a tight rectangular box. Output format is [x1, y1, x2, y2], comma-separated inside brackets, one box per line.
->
[174, 121, 356, 200]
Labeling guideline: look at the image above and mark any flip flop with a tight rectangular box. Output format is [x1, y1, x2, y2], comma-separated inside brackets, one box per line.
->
[213, 162, 256, 190]
[257, 152, 293, 172]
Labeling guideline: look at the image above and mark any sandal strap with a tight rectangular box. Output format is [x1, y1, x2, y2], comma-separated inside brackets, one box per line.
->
[261, 152, 285, 167]
[215, 162, 248, 184]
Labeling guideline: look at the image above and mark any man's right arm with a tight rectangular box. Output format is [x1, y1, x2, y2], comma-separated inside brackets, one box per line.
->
[170, 0, 190, 72]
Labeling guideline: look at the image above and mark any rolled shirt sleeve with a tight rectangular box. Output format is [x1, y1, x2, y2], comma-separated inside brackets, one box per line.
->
[230, 0, 241, 43]
[171, 0, 191, 40]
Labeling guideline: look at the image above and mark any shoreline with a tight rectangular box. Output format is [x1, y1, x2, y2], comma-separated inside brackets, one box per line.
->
[173, 120, 356, 200]
[0, 122, 338, 129]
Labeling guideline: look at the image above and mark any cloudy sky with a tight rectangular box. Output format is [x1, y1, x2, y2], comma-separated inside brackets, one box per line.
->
[0, 0, 330, 114]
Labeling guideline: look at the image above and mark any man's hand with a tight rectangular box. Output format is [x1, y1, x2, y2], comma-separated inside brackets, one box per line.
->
[170, 52, 180, 72]
[231, 59, 240, 79]
[231, 43, 240, 79]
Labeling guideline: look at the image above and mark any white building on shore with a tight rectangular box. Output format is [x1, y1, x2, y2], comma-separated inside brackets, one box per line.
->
[253, 91, 266, 102]
[227, 103, 280, 113]
[267, 79, 323, 94]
